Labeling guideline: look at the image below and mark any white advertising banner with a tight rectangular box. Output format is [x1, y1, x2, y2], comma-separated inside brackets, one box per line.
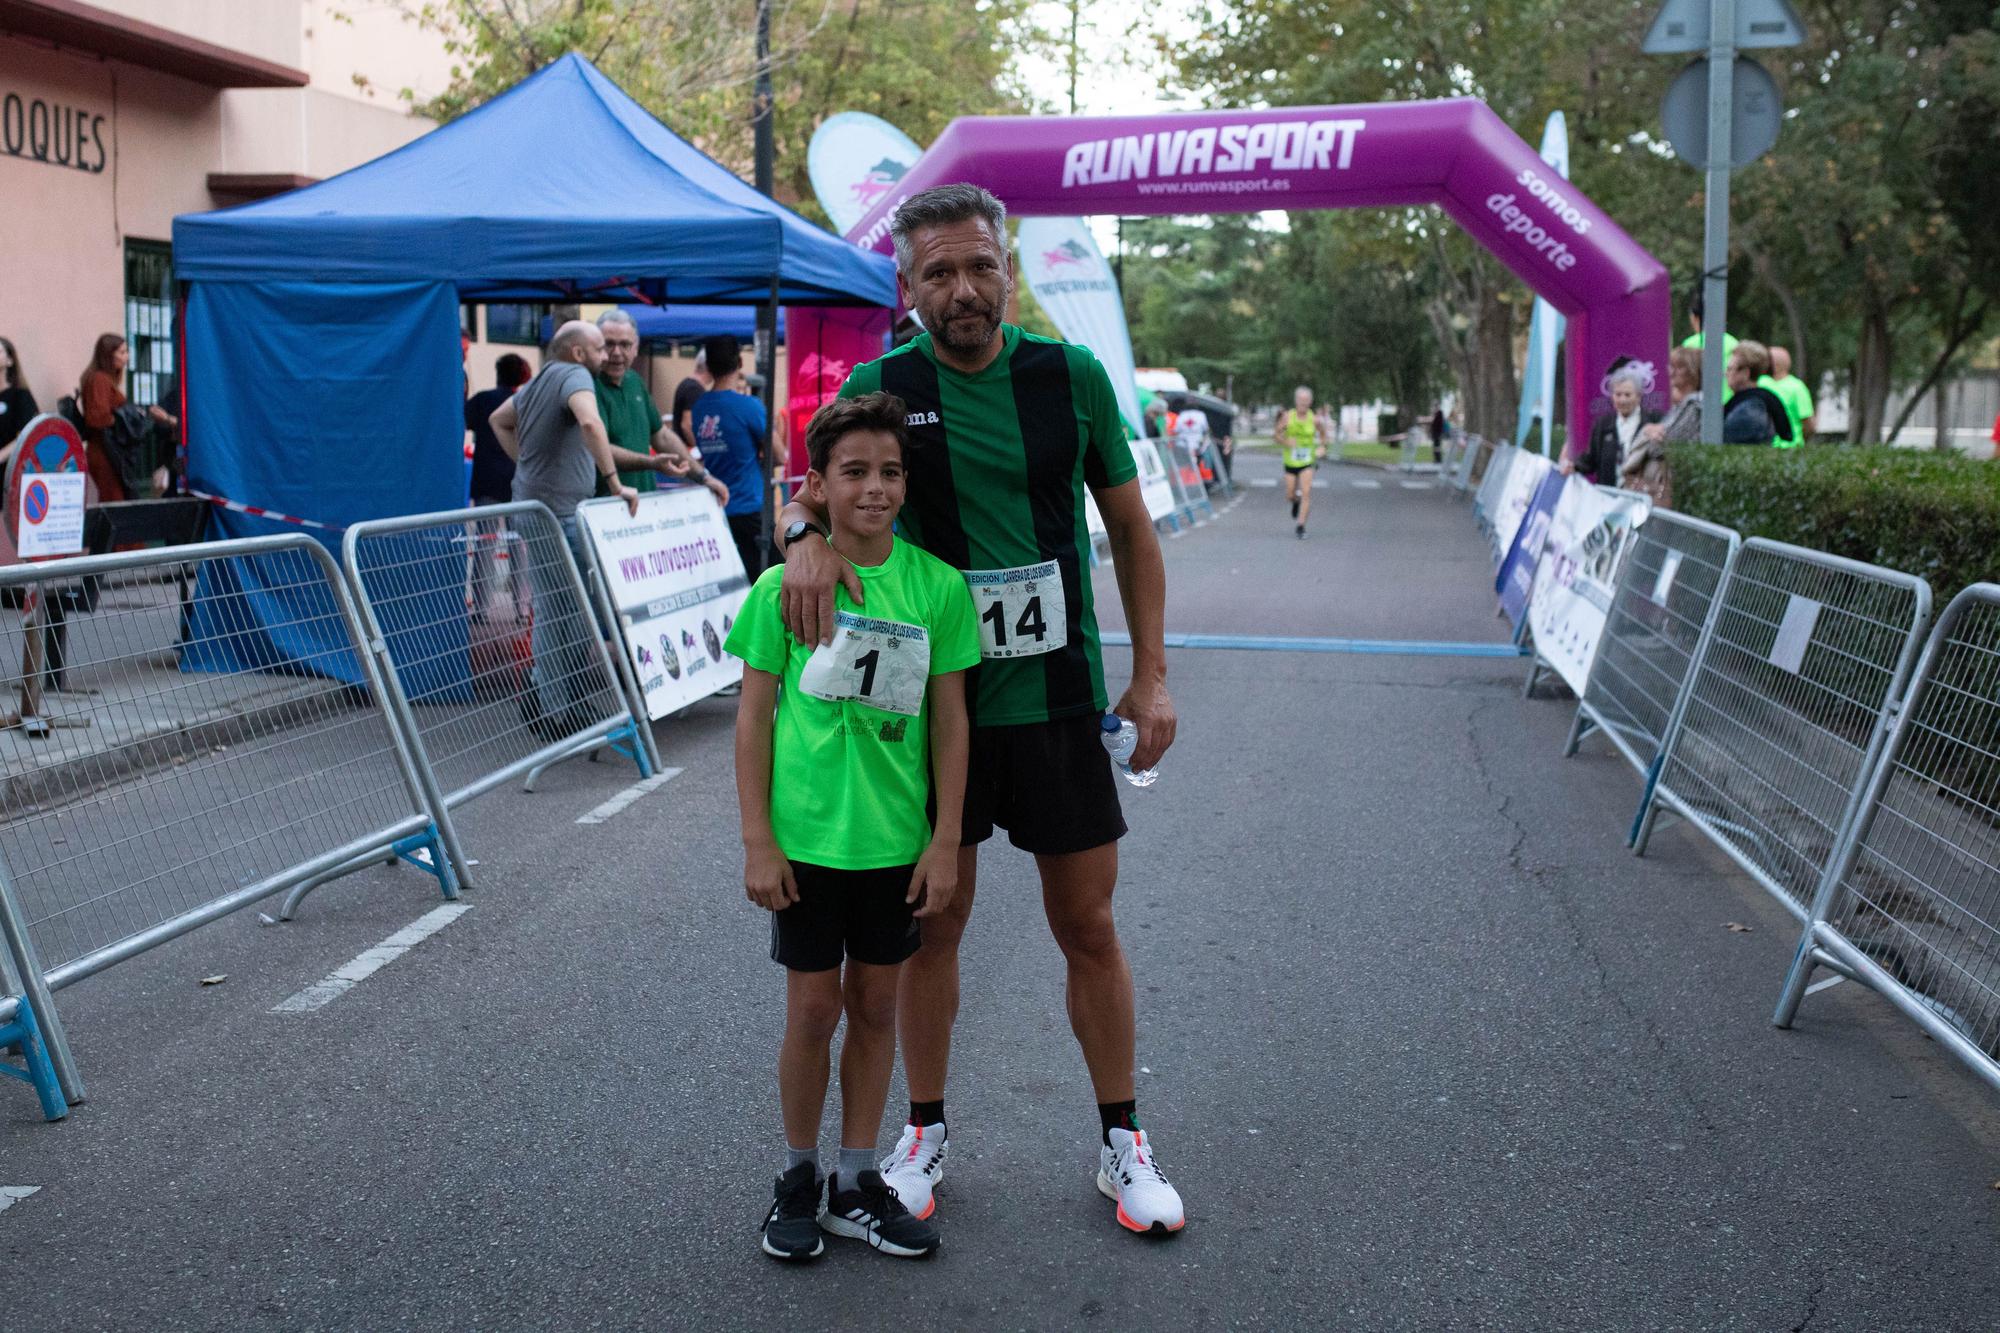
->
[1491, 450, 1554, 564]
[808, 111, 925, 237]
[1017, 217, 1146, 436]
[1526, 478, 1653, 695]
[578, 488, 751, 719]
[1134, 437, 1179, 523]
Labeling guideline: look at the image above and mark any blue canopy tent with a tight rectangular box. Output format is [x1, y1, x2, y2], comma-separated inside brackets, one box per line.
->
[170, 54, 893, 689]
[539, 305, 785, 344]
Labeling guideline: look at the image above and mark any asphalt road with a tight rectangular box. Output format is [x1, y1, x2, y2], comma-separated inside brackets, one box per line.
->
[2, 449, 1997, 1331]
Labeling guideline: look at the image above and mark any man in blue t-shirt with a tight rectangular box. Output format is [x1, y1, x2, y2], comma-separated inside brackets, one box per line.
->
[690, 335, 770, 576]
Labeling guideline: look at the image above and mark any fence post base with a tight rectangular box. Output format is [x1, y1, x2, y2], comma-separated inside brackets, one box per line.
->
[0, 996, 70, 1121]
[1629, 758, 1665, 852]
[604, 719, 653, 780]
[1562, 706, 1594, 758]
[395, 825, 460, 901]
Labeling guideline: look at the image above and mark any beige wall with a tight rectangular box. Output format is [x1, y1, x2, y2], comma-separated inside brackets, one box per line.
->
[0, 38, 221, 402]
[90, 0, 303, 69]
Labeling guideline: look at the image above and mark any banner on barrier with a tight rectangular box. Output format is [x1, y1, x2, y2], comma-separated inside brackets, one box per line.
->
[580, 489, 750, 718]
[1490, 451, 1553, 569]
[1497, 469, 1566, 630]
[1134, 439, 1178, 522]
[1525, 479, 1652, 694]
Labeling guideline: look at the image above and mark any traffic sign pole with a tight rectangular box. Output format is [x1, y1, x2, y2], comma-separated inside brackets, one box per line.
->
[1700, 0, 1735, 441]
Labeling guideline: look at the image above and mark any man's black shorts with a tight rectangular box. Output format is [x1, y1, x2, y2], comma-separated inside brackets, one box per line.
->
[770, 861, 921, 972]
[962, 715, 1127, 856]
[1284, 462, 1315, 477]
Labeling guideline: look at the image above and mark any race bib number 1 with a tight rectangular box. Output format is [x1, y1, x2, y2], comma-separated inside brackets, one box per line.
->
[965, 561, 1067, 660]
[797, 611, 931, 717]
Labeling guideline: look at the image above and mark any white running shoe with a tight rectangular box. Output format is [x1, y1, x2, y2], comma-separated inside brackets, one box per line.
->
[878, 1122, 947, 1221]
[1096, 1127, 1186, 1235]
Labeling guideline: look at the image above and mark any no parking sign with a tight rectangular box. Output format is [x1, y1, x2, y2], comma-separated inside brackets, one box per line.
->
[5, 415, 88, 561]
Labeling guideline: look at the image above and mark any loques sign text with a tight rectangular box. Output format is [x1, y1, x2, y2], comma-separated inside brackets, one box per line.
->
[3, 89, 108, 174]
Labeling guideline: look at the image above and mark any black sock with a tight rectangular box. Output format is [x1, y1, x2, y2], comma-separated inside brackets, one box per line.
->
[908, 1099, 945, 1131]
[1098, 1100, 1141, 1145]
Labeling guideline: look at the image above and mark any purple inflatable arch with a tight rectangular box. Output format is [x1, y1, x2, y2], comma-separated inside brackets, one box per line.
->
[844, 99, 1670, 451]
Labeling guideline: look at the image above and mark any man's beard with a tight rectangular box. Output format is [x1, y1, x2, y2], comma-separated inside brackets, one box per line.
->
[922, 290, 1005, 356]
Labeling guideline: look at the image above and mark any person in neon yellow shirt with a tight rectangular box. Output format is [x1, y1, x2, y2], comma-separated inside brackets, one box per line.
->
[1680, 291, 1739, 404]
[1276, 384, 1324, 540]
[1759, 345, 1816, 447]
[728, 391, 978, 1263]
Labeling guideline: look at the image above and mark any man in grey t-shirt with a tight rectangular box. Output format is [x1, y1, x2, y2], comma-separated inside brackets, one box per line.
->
[488, 320, 641, 735]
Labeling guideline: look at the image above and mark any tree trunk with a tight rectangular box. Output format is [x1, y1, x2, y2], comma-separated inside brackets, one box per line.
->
[1934, 377, 1955, 453]
[1849, 303, 1892, 445]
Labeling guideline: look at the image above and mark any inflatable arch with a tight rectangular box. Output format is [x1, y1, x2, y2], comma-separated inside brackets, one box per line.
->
[844, 100, 1671, 450]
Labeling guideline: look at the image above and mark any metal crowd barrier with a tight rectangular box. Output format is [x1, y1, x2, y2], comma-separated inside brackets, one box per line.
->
[1564, 509, 1740, 779]
[1633, 538, 1932, 921]
[1472, 442, 1516, 532]
[326, 502, 655, 920]
[1773, 584, 2000, 1094]
[0, 534, 469, 1111]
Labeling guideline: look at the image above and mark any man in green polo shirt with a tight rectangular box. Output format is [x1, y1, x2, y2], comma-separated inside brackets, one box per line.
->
[773, 184, 1184, 1238]
[595, 309, 730, 504]
[1759, 345, 1816, 447]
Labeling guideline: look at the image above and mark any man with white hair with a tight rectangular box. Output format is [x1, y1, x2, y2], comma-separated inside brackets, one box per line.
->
[1567, 362, 1660, 485]
[1758, 346, 1816, 447]
[595, 309, 729, 505]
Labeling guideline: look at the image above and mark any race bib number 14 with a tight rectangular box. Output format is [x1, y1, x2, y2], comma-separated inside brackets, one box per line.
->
[965, 561, 1067, 660]
[797, 611, 931, 717]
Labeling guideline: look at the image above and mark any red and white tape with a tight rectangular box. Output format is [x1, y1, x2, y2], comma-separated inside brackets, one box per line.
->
[185, 488, 346, 533]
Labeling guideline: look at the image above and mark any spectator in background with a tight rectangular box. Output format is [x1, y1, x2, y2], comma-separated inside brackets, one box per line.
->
[1208, 398, 1236, 483]
[1142, 396, 1167, 440]
[1680, 289, 1738, 361]
[77, 333, 130, 500]
[1427, 406, 1447, 463]
[1723, 341, 1794, 446]
[595, 310, 727, 508]
[149, 370, 183, 495]
[466, 353, 533, 617]
[488, 321, 639, 735]
[673, 345, 713, 454]
[1171, 396, 1209, 474]
[1759, 346, 1816, 447]
[1567, 363, 1659, 485]
[690, 335, 771, 577]
[1621, 346, 1702, 508]
[0, 335, 38, 459]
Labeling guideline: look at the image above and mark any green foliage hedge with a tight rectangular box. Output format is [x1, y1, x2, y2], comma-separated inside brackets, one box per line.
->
[1669, 444, 2000, 598]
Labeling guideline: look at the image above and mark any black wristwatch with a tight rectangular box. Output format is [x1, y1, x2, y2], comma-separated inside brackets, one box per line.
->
[782, 520, 826, 549]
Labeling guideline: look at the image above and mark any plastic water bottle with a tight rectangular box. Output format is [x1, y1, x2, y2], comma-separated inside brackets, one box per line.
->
[1099, 713, 1159, 789]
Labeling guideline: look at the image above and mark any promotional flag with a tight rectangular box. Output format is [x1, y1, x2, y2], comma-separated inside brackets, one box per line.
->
[808, 112, 924, 237]
[1514, 111, 1569, 457]
[1016, 217, 1145, 436]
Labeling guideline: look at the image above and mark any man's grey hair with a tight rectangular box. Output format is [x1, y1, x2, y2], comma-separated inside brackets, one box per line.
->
[596, 309, 638, 334]
[889, 183, 1008, 275]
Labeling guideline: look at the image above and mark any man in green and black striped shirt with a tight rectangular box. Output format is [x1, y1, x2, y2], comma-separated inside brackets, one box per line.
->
[775, 185, 1184, 1236]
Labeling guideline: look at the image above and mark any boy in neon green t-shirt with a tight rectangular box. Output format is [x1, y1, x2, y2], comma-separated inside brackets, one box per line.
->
[725, 392, 978, 1263]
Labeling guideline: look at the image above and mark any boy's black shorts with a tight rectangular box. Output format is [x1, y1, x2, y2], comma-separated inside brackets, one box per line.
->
[770, 861, 921, 972]
[962, 715, 1127, 856]
[1284, 462, 1315, 477]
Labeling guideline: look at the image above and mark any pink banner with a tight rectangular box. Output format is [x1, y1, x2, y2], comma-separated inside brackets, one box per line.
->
[783, 306, 893, 486]
[845, 100, 1670, 448]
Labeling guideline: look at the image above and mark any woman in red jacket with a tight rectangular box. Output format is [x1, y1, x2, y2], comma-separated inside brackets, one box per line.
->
[77, 333, 130, 501]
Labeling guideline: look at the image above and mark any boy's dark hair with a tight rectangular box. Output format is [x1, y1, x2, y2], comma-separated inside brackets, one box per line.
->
[805, 393, 910, 473]
[703, 334, 742, 377]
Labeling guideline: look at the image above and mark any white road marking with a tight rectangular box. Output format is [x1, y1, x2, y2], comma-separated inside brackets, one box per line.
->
[1806, 974, 1846, 996]
[1249, 478, 1278, 488]
[1351, 479, 1382, 489]
[1, 1187, 40, 1213]
[271, 904, 472, 1014]
[1400, 480, 1431, 489]
[575, 768, 684, 825]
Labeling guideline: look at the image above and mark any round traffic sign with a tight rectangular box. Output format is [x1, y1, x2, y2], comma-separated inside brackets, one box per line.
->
[1661, 56, 1783, 170]
[23, 480, 49, 525]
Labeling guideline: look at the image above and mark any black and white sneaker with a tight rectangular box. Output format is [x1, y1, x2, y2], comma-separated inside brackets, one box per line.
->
[821, 1169, 941, 1258]
[760, 1161, 825, 1261]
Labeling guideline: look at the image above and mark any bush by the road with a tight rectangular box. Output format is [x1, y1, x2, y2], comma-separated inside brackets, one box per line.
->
[1669, 444, 2000, 597]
